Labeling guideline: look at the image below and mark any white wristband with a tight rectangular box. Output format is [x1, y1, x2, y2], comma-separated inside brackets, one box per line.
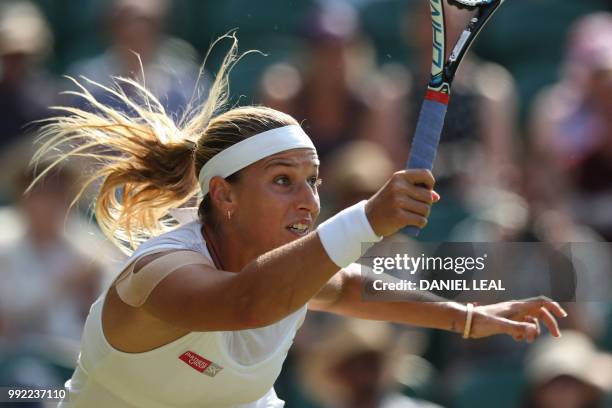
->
[317, 200, 383, 268]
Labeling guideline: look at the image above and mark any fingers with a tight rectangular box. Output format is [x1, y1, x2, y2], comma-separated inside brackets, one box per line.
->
[521, 296, 568, 318]
[405, 213, 429, 229]
[397, 209, 429, 229]
[511, 296, 566, 338]
[524, 316, 540, 343]
[432, 190, 441, 202]
[473, 299, 567, 343]
[402, 169, 435, 190]
[537, 306, 562, 338]
[397, 196, 431, 217]
[366, 169, 439, 236]
[505, 304, 562, 342]
[511, 311, 558, 343]
[494, 317, 538, 343]
[388, 171, 439, 229]
[540, 299, 568, 319]
[526, 315, 541, 336]
[390, 173, 437, 204]
[405, 184, 437, 205]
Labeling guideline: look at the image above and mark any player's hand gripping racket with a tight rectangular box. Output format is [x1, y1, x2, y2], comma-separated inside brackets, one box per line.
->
[405, 0, 506, 236]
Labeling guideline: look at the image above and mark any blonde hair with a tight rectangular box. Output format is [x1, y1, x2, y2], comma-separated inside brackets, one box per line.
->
[29, 33, 297, 254]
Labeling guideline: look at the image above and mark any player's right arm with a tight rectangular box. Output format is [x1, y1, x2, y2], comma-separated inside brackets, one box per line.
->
[139, 169, 437, 332]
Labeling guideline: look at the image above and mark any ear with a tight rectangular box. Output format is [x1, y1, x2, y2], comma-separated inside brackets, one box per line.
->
[208, 176, 238, 214]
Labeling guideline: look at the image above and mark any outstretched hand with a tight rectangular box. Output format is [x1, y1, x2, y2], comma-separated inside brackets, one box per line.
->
[468, 296, 568, 342]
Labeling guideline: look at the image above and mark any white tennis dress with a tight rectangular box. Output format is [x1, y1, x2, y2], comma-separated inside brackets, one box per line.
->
[59, 220, 308, 407]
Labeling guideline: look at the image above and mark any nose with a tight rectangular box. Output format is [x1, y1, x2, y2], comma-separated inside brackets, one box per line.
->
[295, 180, 320, 218]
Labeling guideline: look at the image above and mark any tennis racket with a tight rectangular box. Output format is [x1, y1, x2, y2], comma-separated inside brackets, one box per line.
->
[405, 0, 506, 236]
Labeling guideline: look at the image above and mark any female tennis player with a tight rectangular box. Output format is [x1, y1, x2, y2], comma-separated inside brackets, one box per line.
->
[33, 36, 567, 407]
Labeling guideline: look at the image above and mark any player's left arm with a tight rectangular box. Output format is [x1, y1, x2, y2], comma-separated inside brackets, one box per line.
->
[309, 264, 567, 342]
[309, 264, 468, 334]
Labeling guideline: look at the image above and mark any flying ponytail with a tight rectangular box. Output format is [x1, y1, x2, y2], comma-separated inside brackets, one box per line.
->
[28, 33, 248, 253]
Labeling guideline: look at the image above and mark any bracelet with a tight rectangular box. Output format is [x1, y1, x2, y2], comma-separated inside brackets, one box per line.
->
[317, 200, 383, 268]
[463, 303, 474, 339]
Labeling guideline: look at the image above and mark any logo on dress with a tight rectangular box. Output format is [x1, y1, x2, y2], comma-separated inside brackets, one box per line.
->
[179, 351, 223, 377]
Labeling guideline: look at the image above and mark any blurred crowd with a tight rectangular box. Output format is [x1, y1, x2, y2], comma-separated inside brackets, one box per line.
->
[0, 0, 611, 407]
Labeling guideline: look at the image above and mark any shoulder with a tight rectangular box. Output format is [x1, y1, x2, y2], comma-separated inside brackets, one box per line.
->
[67, 52, 115, 81]
[134, 221, 208, 257]
[115, 249, 215, 308]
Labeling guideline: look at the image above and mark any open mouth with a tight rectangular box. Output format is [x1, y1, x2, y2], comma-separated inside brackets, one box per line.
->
[286, 222, 310, 236]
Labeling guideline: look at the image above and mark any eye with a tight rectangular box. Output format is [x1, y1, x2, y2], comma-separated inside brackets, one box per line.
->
[274, 175, 290, 186]
[308, 176, 323, 188]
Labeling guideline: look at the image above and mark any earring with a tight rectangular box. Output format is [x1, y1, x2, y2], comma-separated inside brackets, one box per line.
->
[227, 210, 232, 221]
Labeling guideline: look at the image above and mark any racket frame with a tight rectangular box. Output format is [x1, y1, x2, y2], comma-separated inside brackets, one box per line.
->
[427, 0, 504, 96]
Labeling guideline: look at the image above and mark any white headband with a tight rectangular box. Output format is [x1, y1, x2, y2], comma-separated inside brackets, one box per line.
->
[198, 125, 317, 196]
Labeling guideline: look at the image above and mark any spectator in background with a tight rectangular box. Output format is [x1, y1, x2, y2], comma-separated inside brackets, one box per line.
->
[0, 1, 56, 153]
[68, 0, 203, 117]
[0, 162, 109, 388]
[322, 140, 395, 219]
[259, 0, 410, 175]
[0, 162, 104, 342]
[298, 318, 442, 408]
[523, 331, 612, 408]
[530, 12, 612, 241]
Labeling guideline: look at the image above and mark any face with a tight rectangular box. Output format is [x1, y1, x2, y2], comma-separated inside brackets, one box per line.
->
[20, 187, 70, 241]
[221, 148, 321, 256]
[112, 13, 160, 59]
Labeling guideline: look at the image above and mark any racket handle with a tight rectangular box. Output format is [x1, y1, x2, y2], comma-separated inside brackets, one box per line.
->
[405, 97, 449, 237]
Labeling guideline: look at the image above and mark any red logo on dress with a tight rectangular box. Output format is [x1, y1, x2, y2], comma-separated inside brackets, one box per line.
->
[179, 351, 223, 377]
